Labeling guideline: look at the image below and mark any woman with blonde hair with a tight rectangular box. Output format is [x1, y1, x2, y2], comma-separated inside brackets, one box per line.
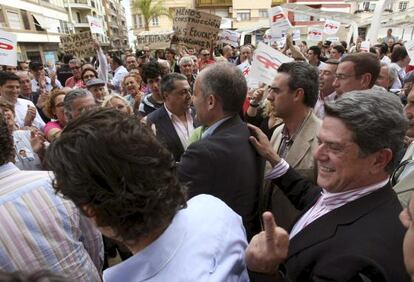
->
[43, 89, 67, 142]
[102, 94, 133, 116]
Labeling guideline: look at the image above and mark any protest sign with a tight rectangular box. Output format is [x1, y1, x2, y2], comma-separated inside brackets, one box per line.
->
[60, 31, 95, 58]
[0, 30, 17, 66]
[269, 6, 291, 38]
[249, 42, 293, 85]
[323, 19, 340, 35]
[307, 27, 323, 41]
[326, 37, 340, 43]
[405, 40, 414, 63]
[87, 16, 105, 35]
[172, 8, 221, 50]
[360, 41, 371, 52]
[218, 30, 240, 47]
[292, 29, 301, 41]
[137, 31, 174, 49]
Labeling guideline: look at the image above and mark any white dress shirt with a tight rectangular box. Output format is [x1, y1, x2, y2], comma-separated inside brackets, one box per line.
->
[14, 98, 45, 130]
[164, 105, 194, 149]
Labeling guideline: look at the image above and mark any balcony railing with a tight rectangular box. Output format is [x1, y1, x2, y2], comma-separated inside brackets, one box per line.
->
[195, 0, 232, 8]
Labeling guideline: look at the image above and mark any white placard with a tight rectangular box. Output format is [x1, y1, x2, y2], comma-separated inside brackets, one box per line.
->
[269, 6, 291, 38]
[405, 40, 414, 64]
[0, 30, 17, 67]
[307, 27, 323, 42]
[249, 42, 293, 85]
[326, 37, 340, 43]
[360, 41, 371, 52]
[292, 29, 301, 41]
[218, 30, 240, 47]
[87, 16, 105, 35]
[323, 19, 340, 35]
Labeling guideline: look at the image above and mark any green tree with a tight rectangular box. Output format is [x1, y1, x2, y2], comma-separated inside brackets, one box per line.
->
[131, 0, 172, 31]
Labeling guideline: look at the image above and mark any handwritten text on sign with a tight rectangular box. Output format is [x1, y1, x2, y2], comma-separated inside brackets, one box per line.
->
[60, 31, 95, 58]
[137, 31, 174, 49]
[172, 8, 221, 49]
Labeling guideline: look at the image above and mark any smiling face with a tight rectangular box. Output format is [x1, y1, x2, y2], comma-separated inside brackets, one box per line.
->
[314, 116, 381, 193]
[0, 80, 20, 104]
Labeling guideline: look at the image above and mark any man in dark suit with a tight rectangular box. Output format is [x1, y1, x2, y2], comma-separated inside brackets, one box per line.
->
[178, 62, 262, 240]
[245, 89, 410, 281]
[146, 73, 195, 162]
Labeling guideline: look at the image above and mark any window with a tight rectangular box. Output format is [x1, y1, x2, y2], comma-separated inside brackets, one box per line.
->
[6, 10, 21, 29]
[259, 9, 268, 18]
[151, 16, 159, 26]
[134, 14, 143, 28]
[59, 20, 69, 33]
[237, 11, 251, 21]
[399, 1, 408, 11]
[91, 0, 95, 8]
[294, 14, 311, 21]
[362, 2, 370, 11]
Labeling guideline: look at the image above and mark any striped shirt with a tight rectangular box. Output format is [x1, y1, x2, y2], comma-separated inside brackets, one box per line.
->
[0, 163, 103, 281]
[265, 160, 388, 239]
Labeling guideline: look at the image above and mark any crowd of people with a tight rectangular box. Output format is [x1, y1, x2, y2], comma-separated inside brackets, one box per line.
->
[0, 28, 414, 281]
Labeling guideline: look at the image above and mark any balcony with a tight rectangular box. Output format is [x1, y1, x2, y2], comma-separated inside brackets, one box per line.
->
[195, 0, 232, 8]
[64, 0, 92, 10]
[73, 18, 89, 28]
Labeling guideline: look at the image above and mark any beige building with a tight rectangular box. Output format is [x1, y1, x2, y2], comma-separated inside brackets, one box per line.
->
[0, 0, 69, 62]
[103, 0, 129, 50]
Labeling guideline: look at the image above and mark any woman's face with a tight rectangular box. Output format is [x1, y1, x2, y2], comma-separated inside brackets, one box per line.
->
[106, 97, 130, 114]
[82, 70, 96, 83]
[124, 77, 139, 96]
[53, 94, 66, 125]
[2, 108, 15, 131]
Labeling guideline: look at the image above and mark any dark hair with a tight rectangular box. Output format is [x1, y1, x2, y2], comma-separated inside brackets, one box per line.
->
[141, 62, 161, 83]
[308, 46, 321, 58]
[325, 59, 340, 65]
[301, 41, 307, 46]
[340, 41, 348, 50]
[325, 89, 407, 173]
[160, 73, 187, 95]
[111, 55, 123, 67]
[333, 45, 345, 55]
[277, 62, 319, 108]
[0, 71, 20, 86]
[46, 108, 187, 243]
[63, 54, 74, 64]
[0, 113, 14, 165]
[340, 53, 381, 88]
[81, 68, 97, 81]
[375, 43, 388, 56]
[391, 46, 408, 63]
[165, 48, 176, 56]
[199, 62, 247, 114]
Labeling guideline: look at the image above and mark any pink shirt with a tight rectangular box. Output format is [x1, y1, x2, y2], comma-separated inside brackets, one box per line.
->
[44, 121, 62, 137]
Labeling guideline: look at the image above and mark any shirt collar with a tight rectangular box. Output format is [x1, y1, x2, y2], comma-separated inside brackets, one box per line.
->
[164, 105, 191, 120]
[201, 116, 233, 139]
[103, 208, 188, 281]
[0, 162, 20, 180]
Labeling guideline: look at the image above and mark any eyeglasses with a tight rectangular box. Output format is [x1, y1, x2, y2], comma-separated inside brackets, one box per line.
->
[70, 66, 81, 70]
[335, 74, 357, 80]
[201, 53, 210, 57]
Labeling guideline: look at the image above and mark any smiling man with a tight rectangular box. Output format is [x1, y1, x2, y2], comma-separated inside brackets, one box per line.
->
[246, 89, 409, 281]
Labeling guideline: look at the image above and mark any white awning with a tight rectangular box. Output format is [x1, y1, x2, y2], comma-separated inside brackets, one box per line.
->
[32, 14, 51, 29]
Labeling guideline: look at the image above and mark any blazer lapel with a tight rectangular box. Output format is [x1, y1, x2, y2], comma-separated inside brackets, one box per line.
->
[287, 185, 394, 259]
[158, 107, 184, 153]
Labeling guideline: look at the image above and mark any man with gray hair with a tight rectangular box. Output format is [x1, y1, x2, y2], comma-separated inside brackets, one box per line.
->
[63, 88, 96, 122]
[65, 59, 82, 88]
[178, 62, 262, 240]
[376, 62, 396, 91]
[246, 88, 409, 281]
[179, 56, 196, 90]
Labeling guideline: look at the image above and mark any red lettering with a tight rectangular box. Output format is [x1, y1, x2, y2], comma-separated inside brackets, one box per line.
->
[272, 13, 285, 23]
[0, 42, 13, 50]
[257, 55, 280, 71]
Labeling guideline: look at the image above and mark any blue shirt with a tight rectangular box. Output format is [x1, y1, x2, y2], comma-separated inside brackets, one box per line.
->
[103, 195, 249, 282]
[201, 116, 233, 139]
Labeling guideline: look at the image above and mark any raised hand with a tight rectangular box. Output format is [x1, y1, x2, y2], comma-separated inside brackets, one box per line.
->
[24, 106, 37, 127]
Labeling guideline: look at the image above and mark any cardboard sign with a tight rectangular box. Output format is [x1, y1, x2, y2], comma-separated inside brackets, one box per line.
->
[323, 19, 340, 35]
[360, 41, 371, 52]
[307, 27, 323, 42]
[137, 31, 174, 49]
[249, 42, 293, 85]
[87, 16, 105, 35]
[218, 30, 240, 47]
[60, 31, 95, 58]
[405, 40, 414, 63]
[172, 8, 221, 49]
[269, 6, 291, 38]
[0, 30, 17, 66]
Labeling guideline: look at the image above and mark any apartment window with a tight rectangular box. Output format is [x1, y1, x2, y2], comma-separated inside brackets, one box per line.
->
[91, 0, 95, 8]
[7, 10, 21, 29]
[259, 9, 268, 18]
[399, 1, 408, 11]
[151, 16, 159, 26]
[59, 20, 69, 33]
[20, 10, 31, 30]
[237, 11, 251, 21]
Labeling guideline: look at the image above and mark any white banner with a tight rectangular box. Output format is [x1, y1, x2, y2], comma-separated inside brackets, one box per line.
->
[323, 19, 340, 35]
[360, 41, 371, 52]
[326, 37, 340, 43]
[292, 29, 301, 41]
[307, 27, 323, 41]
[269, 6, 291, 38]
[405, 40, 414, 63]
[218, 30, 240, 47]
[87, 16, 105, 35]
[0, 30, 17, 66]
[249, 42, 293, 85]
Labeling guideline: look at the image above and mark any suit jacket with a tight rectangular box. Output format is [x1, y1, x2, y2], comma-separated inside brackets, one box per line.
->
[147, 106, 196, 162]
[393, 141, 414, 208]
[272, 168, 409, 282]
[266, 112, 321, 229]
[178, 115, 263, 240]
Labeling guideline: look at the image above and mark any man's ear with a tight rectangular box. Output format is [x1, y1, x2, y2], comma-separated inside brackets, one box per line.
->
[361, 73, 373, 89]
[369, 148, 393, 175]
[81, 204, 96, 218]
[207, 94, 217, 111]
[293, 88, 305, 104]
